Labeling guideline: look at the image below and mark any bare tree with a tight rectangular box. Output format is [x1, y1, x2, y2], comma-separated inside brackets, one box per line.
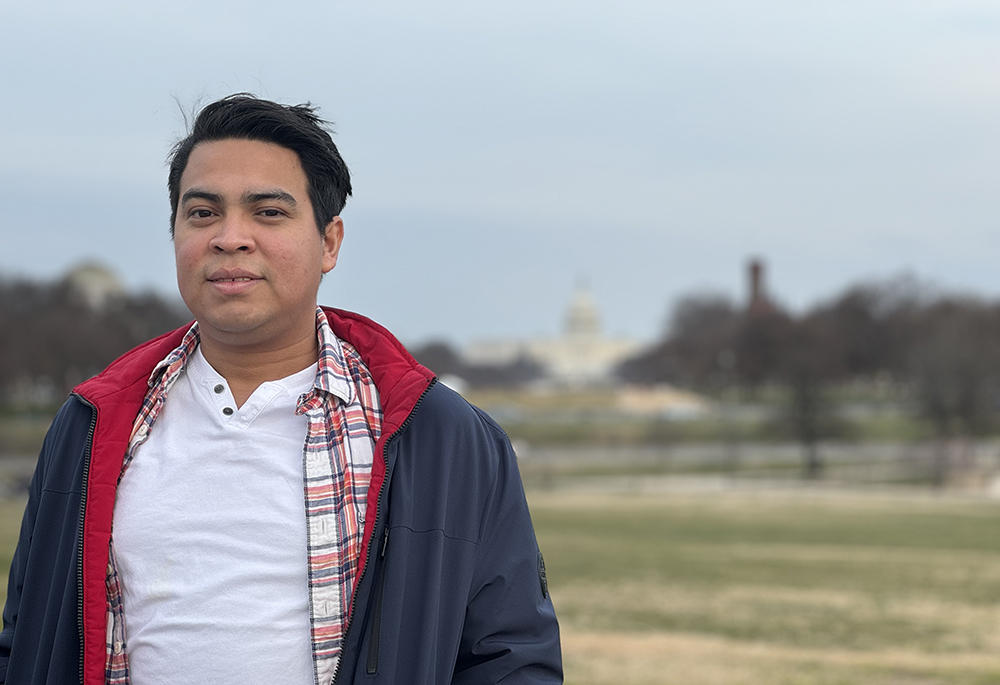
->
[618, 293, 740, 388]
[0, 277, 189, 405]
[908, 299, 1000, 485]
[777, 316, 844, 479]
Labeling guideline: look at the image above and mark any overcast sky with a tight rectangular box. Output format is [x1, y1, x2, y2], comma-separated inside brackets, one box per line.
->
[2, 1, 1000, 345]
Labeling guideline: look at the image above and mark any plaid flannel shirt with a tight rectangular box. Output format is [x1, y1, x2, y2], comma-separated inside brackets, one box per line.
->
[104, 308, 383, 685]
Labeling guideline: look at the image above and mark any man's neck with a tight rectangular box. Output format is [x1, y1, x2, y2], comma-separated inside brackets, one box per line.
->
[198, 326, 319, 408]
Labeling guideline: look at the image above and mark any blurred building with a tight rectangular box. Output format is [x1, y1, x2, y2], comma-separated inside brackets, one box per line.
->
[64, 262, 126, 310]
[746, 257, 777, 316]
[465, 284, 640, 388]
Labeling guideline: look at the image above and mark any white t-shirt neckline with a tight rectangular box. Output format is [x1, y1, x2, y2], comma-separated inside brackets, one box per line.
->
[186, 346, 317, 430]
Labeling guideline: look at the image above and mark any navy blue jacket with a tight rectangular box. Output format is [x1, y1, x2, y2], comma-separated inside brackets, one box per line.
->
[0, 308, 562, 684]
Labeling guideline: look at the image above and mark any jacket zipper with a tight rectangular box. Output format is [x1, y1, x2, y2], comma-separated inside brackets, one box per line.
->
[365, 528, 389, 675]
[73, 394, 98, 685]
[332, 377, 436, 685]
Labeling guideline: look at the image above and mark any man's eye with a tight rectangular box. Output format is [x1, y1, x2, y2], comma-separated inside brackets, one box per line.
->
[259, 209, 284, 218]
[190, 209, 214, 219]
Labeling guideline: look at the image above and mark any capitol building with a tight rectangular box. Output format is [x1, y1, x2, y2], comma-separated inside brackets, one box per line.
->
[464, 285, 641, 388]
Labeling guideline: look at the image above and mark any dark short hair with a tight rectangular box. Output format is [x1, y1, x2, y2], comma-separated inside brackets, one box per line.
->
[167, 93, 352, 236]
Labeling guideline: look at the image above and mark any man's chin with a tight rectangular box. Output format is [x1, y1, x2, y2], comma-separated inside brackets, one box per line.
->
[195, 312, 271, 343]
[193, 306, 317, 350]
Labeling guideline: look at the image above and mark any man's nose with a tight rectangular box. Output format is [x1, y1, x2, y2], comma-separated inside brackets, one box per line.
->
[208, 215, 256, 253]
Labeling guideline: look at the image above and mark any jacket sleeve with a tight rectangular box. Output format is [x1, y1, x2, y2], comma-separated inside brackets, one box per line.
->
[0, 399, 88, 685]
[0, 431, 47, 683]
[451, 418, 562, 684]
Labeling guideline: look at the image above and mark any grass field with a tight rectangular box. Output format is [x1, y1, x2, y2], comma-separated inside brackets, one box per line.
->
[2, 490, 999, 684]
[0, 500, 22, 604]
[530, 489, 1000, 684]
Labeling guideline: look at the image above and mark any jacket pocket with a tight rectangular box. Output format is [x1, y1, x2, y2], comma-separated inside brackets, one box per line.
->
[365, 529, 388, 676]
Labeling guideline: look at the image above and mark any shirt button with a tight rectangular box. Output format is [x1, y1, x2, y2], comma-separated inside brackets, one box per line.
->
[113, 640, 123, 654]
[213, 384, 225, 394]
[136, 424, 148, 438]
[222, 407, 234, 416]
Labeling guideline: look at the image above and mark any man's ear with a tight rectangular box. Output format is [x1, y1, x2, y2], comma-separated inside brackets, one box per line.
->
[322, 217, 345, 273]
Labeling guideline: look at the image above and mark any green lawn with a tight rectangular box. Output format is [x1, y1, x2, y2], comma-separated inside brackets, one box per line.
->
[530, 489, 1000, 685]
[2, 490, 999, 684]
[0, 499, 24, 609]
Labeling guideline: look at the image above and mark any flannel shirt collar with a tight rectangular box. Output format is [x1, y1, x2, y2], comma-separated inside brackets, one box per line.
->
[302, 307, 354, 410]
[145, 308, 354, 409]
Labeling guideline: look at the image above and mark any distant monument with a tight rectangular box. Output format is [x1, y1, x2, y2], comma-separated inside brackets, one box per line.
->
[63, 262, 126, 310]
[465, 283, 640, 388]
[564, 285, 601, 338]
[746, 257, 777, 316]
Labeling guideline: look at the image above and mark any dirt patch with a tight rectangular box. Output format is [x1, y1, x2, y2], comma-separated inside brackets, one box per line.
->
[561, 629, 1000, 685]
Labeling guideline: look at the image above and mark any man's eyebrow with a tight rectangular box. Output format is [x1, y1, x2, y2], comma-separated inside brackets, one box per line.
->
[243, 190, 297, 206]
[180, 189, 224, 205]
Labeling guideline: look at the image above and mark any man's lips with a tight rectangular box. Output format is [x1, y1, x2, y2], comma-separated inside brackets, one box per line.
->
[207, 269, 262, 283]
[206, 269, 263, 294]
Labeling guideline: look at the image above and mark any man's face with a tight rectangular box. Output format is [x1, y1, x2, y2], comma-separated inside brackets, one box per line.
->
[173, 138, 343, 350]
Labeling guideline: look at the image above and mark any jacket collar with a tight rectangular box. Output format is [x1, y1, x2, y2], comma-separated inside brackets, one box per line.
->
[74, 306, 434, 422]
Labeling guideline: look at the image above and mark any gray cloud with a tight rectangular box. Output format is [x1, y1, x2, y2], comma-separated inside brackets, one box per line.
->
[3, 0, 1000, 344]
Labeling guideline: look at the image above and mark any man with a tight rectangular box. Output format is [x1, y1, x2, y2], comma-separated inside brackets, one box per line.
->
[0, 94, 561, 684]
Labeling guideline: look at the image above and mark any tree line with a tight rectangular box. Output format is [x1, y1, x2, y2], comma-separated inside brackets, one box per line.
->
[0, 277, 189, 407]
[6, 269, 1000, 484]
[620, 276, 1000, 479]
